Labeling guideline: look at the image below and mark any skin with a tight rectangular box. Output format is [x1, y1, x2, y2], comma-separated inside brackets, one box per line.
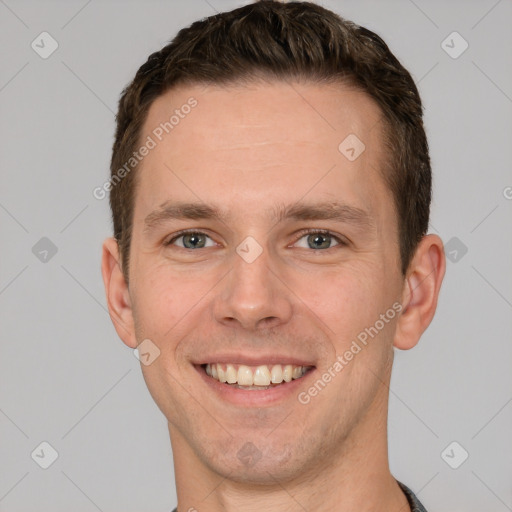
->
[102, 80, 445, 512]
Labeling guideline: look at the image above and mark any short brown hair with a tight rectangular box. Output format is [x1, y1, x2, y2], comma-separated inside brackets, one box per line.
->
[109, 0, 431, 283]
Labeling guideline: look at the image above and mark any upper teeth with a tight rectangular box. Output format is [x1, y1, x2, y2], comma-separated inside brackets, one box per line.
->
[205, 363, 310, 386]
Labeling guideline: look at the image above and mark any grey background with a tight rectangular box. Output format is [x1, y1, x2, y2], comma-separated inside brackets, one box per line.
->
[1, 0, 511, 511]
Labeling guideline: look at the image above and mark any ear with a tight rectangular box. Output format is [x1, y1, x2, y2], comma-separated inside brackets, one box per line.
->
[394, 234, 446, 350]
[101, 237, 137, 349]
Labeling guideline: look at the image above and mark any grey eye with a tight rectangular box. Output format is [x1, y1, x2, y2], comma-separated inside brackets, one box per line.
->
[169, 232, 215, 249]
[295, 232, 341, 250]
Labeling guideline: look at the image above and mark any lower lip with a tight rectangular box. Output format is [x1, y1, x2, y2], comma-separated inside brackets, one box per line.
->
[195, 365, 316, 407]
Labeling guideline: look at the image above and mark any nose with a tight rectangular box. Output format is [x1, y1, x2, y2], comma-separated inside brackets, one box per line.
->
[213, 244, 293, 331]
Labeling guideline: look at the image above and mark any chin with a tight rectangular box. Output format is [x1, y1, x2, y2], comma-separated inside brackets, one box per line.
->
[200, 435, 316, 485]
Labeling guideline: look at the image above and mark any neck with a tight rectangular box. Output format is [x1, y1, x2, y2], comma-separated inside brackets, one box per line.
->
[168, 390, 409, 512]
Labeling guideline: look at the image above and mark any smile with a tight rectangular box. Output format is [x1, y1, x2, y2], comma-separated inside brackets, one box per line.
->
[203, 363, 314, 389]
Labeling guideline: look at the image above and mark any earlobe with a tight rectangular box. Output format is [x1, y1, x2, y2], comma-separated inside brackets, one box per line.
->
[394, 234, 446, 350]
[101, 237, 138, 348]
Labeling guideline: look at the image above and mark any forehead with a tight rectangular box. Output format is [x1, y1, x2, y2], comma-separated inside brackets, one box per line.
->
[134, 80, 392, 225]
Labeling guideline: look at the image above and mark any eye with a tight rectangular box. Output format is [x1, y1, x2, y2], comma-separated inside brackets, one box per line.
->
[165, 230, 216, 249]
[164, 229, 346, 251]
[293, 229, 346, 250]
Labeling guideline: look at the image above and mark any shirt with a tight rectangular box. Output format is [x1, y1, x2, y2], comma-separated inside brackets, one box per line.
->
[398, 481, 428, 512]
[170, 480, 427, 511]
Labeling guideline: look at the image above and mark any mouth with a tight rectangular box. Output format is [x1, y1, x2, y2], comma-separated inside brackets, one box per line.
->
[195, 362, 316, 406]
[201, 363, 314, 389]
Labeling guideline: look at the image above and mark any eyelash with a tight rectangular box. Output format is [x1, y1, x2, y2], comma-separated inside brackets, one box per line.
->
[164, 228, 347, 249]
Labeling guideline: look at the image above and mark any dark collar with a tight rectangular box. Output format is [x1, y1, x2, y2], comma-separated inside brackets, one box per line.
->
[398, 481, 428, 512]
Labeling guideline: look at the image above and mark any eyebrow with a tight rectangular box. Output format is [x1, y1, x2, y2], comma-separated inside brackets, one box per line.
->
[143, 200, 374, 233]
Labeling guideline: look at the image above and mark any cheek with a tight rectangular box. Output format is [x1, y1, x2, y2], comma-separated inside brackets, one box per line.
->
[131, 264, 199, 340]
[297, 264, 386, 335]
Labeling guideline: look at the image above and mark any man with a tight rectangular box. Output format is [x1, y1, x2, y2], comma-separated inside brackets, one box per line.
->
[101, 1, 445, 510]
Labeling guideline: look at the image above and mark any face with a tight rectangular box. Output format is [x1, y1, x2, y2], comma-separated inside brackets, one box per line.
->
[119, 80, 406, 483]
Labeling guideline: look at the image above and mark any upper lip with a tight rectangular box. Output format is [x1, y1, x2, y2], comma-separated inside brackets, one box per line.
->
[193, 353, 316, 367]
